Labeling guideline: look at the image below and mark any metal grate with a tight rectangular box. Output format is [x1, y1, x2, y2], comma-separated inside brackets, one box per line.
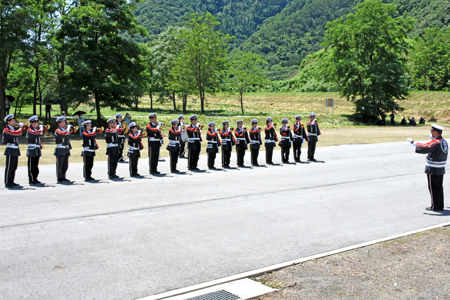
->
[185, 290, 240, 300]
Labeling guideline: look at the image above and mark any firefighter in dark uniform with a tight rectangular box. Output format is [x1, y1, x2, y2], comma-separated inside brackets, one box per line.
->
[81, 120, 99, 181]
[292, 115, 308, 162]
[178, 114, 186, 158]
[54, 116, 73, 183]
[206, 121, 221, 169]
[249, 119, 262, 166]
[264, 117, 278, 164]
[116, 113, 126, 162]
[127, 122, 144, 177]
[408, 124, 448, 211]
[307, 112, 321, 161]
[26, 115, 44, 184]
[146, 113, 164, 174]
[167, 119, 182, 173]
[105, 118, 120, 179]
[186, 115, 202, 171]
[234, 120, 250, 167]
[279, 118, 292, 163]
[220, 120, 236, 168]
[3, 114, 24, 188]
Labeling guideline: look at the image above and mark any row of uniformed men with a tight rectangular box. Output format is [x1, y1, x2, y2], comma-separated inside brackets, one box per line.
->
[2, 112, 321, 187]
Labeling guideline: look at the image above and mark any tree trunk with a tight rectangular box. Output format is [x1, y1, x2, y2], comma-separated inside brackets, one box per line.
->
[240, 91, 244, 114]
[182, 92, 188, 113]
[172, 92, 177, 112]
[13, 85, 26, 115]
[33, 66, 39, 115]
[135, 95, 139, 109]
[38, 76, 43, 117]
[149, 89, 153, 110]
[94, 89, 101, 122]
[0, 60, 5, 120]
[200, 87, 205, 114]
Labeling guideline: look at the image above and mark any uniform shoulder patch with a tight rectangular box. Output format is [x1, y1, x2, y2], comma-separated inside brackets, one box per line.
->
[441, 139, 448, 153]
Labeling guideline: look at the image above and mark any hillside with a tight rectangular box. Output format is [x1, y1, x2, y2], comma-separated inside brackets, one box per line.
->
[131, 0, 290, 46]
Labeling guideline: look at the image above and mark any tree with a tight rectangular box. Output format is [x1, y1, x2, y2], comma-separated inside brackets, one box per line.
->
[60, 0, 147, 122]
[323, 0, 414, 121]
[0, 0, 32, 120]
[226, 52, 268, 114]
[171, 13, 233, 114]
[410, 26, 450, 91]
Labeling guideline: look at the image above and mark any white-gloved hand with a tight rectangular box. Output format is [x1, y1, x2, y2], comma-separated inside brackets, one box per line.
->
[39, 125, 44, 130]
[19, 122, 23, 127]
[138, 130, 141, 135]
[93, 127, 97, 132]
[407, 138, 414, 144]
[312, 119, 316, 125]
[67, 125, 72, 131]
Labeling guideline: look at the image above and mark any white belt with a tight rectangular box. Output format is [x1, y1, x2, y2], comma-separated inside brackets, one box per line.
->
[107, 143, 118, 148]
[309, 133, 317, 136]
[118, 134, 125, 137]
[426, 160, 446, 168]
[129, 146, 139, 151]
[189, 138, 200, 141]
[250, 140, 260, 144]
[27, 144, 39, 149]
[83, 147, 95, 152]
[56, 144, 70, 149]
[148, 137, 160, 142]
[282, 136, 290, 139]
[6, 143, 19, 149]
[236, 138, 246, 141]
[427, 162, 446, 168]
[265, 139, 275, 143]
[208, 141, 218, 144]
[293, 134, 303, 139]
[169, 140, 180, 145]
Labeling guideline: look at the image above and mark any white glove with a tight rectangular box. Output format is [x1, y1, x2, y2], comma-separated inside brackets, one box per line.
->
[93, 127, 97, 132]
[19, 122, 23, 127]
[407, 138, 416, 146]
[39, 125, 44, 130]
[138, 130, 142, 135]
[67, 125, 72, 131]
[312, 119, 316, 125]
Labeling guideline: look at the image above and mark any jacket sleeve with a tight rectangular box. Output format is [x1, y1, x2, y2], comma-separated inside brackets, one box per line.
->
[416, 140, 439, 154]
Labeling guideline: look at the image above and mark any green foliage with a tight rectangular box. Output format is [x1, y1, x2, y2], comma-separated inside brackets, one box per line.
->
[410, 26, 450, 91]
[323, 0, 414, 121]
[226, 52, 268, 113]
[170, 13, 232, 113]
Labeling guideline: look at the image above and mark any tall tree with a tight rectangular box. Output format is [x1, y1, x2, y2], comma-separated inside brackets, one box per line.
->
[410, 26, 450, 91]
[226, 52, 268, 114]
[60, 0, 147, 122]
[323, 0, 414, 121]
[0, 1, 32, 120]
[171, 13, 232, 114]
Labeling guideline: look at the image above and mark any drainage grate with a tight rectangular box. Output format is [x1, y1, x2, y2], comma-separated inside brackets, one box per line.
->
[185, 289, 240, 300]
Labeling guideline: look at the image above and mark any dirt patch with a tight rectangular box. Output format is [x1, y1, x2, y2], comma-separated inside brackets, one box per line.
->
[251, 227, 450, 300]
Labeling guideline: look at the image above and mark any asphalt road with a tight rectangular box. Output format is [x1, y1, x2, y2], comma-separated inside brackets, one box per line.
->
[1, 142, 449, 300]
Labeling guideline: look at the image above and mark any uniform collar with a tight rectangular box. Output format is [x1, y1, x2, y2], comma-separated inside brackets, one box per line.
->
[7, 125, 14, 130]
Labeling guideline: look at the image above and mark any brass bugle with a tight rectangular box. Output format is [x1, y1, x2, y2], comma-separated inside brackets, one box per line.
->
[273, 123, 277, 128]
[243, 126, 247, 130]
[44, 124, 50, 131]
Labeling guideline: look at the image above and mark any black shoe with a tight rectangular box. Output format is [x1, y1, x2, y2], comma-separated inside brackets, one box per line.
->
[208, 167, 216, 170]
[109, 175, 119, 179]
[5, 184, 15, 188]
[85, 177, 95, 181]
[130, 173, 141, 177]
[171, 170, 180, 173]
[426, 207, 433, 211]
[62, 178, 71, 182]
[192, 167, 200, 171]
[34, 180, 41, 184]
[13, 183, 20, 186]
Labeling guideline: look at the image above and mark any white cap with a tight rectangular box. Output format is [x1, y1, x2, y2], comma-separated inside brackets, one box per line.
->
[4, 114, 14, 122]
[431, 124, 445, 131]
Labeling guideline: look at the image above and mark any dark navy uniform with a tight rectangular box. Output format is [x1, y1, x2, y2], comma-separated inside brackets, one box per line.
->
[307, 116, 321, 161]
[81, 128, 99, 180]
[249, 124, 262, 166]
[3, 123, 23, 186]
[167, 126, 182, 172]
[127, 130, 144, 176]
[264, 124, 278, 164]
[54, 127, 72, 181]
[26, 125, 43, 183]
[234, 126, 250, 167]
[206, 128, 221, 169]
[146, 122, 163, 174]
[279, 124, 292, 163]
[186, 123, 202, 170]
[105, 125, 119, 178]
[220, 128, 235, 168]
[292, 120, 308, 162]
[414, 134, 448, 211]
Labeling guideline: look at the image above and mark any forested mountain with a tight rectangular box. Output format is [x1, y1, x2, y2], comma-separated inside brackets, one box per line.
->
[130, 0, 290, 46]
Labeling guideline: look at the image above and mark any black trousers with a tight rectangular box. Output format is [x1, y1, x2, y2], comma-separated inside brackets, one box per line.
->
[56, 155, 69, 180]
[118, 137, 125, 160]
[179, 141, 186, 157]
[4, 155, 18, 185]
[293, 141, 303, 162]
[251, 149, 259, 165]
[281, 145, 290, 163]
[207, 152, 217, 168]
[83, 156, 94, 178]
[45, 109, 51, 119]
[265, 144, 274, 163]
[108, 153, 118, 176]
[391, 119, 395, 126]
[236, 148, 245, 166]
[28, 156, 40, 182]
[129, 155, 139, 175]
[428, 174, 444, 211]
[148, 145, 160, 172]
[188, 148, 200, 169]
[222, 149, 231, 167]
[169, 151, 178, 171]
[308, 140, 317, 160]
